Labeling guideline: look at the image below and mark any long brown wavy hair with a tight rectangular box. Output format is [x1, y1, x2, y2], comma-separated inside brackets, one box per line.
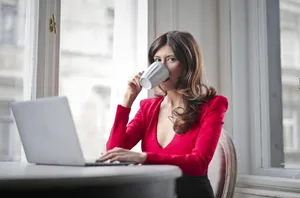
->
[148, 31, 216, 134]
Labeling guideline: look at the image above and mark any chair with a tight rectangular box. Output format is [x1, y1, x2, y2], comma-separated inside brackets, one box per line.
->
[207, 128, 237, 198]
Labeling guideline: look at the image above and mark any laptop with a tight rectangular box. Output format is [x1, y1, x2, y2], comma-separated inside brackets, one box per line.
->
[10, 96, 137, 166]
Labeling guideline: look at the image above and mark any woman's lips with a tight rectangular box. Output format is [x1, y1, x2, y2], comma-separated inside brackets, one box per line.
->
[164, 77, 170, 82]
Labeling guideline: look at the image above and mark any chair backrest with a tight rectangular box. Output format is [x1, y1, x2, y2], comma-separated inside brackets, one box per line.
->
[208, 128, 237, 198]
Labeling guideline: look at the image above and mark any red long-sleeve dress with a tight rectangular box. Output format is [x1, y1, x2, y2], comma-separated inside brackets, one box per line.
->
[106, 95, 228, 176]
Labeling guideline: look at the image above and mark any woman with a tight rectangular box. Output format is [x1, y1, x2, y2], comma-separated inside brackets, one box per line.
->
[97, 30, 228, 198]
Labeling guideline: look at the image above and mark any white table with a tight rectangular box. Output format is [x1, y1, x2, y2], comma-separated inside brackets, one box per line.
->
[0, 162, 182, 198]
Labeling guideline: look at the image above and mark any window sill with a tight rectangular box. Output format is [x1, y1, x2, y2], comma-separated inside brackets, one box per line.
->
[236, 174, 300, 195]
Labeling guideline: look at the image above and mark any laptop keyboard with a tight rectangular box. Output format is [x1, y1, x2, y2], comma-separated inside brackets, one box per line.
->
[85, 160, 139, 166]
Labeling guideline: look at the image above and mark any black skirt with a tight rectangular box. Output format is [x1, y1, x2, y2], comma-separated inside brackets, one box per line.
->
[175, 173, 215, 198]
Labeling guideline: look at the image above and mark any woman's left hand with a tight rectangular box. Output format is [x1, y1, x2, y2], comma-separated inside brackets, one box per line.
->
[96, 147, 147, 164]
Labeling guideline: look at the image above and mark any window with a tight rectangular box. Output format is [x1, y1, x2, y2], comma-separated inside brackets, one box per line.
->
[280, 10, 300, 68]
[58, 0, 147, 159]
[59, 0, 116, 159]
[0, 0, 146, 162]
[0, 0, 18, 45]
[283, 110, 298, 152]
[0, 0, 37, 161]
[279, 0, 300, 169]
[243, 0, 300, 178]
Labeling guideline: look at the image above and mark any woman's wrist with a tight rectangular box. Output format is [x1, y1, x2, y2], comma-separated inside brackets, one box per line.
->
[122, 100, 133, 108]
[122, 94, 136, 108]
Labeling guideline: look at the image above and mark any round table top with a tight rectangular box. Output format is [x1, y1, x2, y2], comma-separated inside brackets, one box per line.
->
[0, 162, 182, 188]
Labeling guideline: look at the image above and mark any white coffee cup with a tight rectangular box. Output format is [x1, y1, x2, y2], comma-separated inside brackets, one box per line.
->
[140, 62, 170, 90]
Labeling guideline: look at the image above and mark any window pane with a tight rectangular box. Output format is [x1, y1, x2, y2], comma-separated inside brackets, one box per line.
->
[0, 0, 34, 161]
[59, 0, 115, 160]
[280, 0, 300, 169]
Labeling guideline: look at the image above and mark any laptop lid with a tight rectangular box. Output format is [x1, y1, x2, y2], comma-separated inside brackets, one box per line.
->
[10, 96, 86, 166]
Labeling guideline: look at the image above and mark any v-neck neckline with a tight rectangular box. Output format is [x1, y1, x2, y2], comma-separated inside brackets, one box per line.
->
[154, 97, 177, 150]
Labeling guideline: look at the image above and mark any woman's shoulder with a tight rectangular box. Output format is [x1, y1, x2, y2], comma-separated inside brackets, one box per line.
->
[139, 96, 164, 110]
[202, 94, 228, 112]
[209, 94, 228, 105]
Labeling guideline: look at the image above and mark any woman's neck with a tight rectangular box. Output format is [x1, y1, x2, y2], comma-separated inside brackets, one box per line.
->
[163, 90, 184, 108]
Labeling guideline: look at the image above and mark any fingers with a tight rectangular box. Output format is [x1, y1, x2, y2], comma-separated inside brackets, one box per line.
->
[133, 76, 141, 88]
[96, 147, 125, 162]
[96, 148, 141, 163]
[128, 72, 144, 88]
[101, 147, 123, 157]
[97, 152, 128, 162]
[138, 71, 144, 76]
[97, 152, 119, 162]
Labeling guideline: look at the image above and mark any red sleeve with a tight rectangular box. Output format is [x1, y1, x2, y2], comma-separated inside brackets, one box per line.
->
[106, 101, 145, 151]
[144, 96, 228, 176]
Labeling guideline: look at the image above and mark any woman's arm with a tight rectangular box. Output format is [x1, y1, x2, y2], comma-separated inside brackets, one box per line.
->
[144, 96, 228, 176]
[106, 101, 145, 151]
[106, 71, 146, 151]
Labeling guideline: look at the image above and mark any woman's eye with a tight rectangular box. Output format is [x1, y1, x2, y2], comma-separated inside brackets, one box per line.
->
[154, 58, 161, 62]
[167, 57, 176, 62]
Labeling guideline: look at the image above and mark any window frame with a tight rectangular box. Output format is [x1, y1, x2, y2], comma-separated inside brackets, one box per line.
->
[35, 0, 60, 99]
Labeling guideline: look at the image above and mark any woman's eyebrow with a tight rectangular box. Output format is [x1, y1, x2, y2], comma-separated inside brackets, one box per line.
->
[154, 55, 175, 58]
[166, 55, 175, 58]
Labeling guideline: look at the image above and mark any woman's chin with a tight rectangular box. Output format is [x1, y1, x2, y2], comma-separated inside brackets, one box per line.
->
[159, 81, 175, 91]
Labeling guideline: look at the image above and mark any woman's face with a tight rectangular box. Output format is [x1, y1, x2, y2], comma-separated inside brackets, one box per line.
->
[153, 45, 183, 91]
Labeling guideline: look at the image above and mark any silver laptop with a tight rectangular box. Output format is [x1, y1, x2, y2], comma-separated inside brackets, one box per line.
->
[10, 96, 137, 166]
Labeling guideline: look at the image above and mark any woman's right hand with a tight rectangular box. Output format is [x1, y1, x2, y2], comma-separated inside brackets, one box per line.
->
[122, 71, 144, 108]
